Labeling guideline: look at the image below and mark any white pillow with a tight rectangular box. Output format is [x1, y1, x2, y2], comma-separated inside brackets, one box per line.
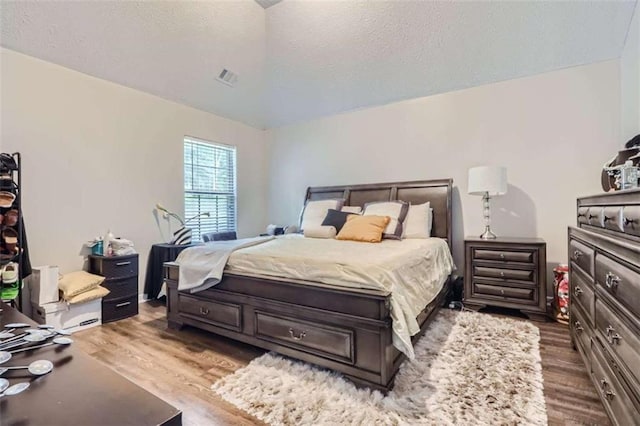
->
[303, 225, 337, 239]
[362, 201, 409, 240]
[300, 199, 344, 231]
[403, 202, 432, 239]
[341, 206, 362, 214]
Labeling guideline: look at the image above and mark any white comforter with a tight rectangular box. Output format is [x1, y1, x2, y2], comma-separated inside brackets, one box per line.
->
[175, 236, 275, 293]
[227, 235, 454, 359]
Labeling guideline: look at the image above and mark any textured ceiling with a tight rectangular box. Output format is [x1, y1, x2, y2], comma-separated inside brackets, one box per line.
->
[1, 0, 637, 129]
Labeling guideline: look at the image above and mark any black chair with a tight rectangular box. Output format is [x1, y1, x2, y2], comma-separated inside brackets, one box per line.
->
[202, 231, 237, 242]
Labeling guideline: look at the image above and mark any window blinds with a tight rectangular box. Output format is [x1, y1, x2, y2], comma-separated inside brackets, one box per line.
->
[184, 137, 237, 242]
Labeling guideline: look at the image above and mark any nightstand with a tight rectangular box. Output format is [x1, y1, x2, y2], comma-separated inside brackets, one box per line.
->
[89, 254, 139, 323]
[464, 237, 547, 321]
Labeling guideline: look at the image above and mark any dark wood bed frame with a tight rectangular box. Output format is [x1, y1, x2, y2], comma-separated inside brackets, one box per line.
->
[165, 179, 453, 392]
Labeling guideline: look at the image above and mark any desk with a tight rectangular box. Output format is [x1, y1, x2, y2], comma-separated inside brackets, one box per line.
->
[144, 243, 195, 299]
[0, 302, 182, 425]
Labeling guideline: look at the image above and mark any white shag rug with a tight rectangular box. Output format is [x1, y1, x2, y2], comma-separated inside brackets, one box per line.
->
[212, 310, 547, 426]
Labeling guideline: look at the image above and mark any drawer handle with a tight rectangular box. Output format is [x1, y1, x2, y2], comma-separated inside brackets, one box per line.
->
[288, 328, 306, 341]
[500, 289, 505, 296]
[500, 271, 505, 278]
[573, 286, 583, 297]
[572, 250, 582, 260]
[116, 301, 131, 308]
[589, 214, 597, 220]
[574, 321, 583, 333]
[600, 379, 608, 391]
[605, 325, 621, 345]
[605, 272, 620, 291]
[116, 261, 132, 266]
[624, 217, 635, 226]
[577, 213, 586, 218]
[200, 307, 209, 316]
[605, 390, 616, 401]
[499, 253, 505, 259]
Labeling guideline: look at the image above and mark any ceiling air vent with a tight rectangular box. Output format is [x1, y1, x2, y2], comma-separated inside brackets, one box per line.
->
[216, 69, 238, 87]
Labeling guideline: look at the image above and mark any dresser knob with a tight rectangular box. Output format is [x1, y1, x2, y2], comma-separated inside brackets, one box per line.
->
[500, 271, 505, 278]
[605, 325, 622, 345]
[200, 307, 209, 316]
[288, 328, 306, 341]
[605, 272, 620, 291]
[600, 379, 608, 391]
[624, 217, 635, 226]
[499, 253, 505, 259]
[605, 390, 616, 401]
[574, 321, 583, 333]
[574, 286, 583, 297]
[573, 250, 583, 260]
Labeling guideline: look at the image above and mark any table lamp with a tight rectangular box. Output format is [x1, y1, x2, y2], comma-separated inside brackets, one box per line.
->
[468, 166, 507, 239]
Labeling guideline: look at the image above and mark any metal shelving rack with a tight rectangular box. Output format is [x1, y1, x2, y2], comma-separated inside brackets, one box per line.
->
[0, 152, 23, 311]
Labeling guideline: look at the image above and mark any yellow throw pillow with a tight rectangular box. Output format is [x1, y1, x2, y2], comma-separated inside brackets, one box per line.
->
[58, 271, 105, 299]
[65, 285, 110, 304]
[336, 215, 390, 243]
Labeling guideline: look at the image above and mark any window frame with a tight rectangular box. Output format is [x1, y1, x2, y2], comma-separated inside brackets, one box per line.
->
[183, 136, 237, 242]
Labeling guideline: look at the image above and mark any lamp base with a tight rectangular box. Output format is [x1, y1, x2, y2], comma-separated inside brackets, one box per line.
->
[479, 227, 497, 240]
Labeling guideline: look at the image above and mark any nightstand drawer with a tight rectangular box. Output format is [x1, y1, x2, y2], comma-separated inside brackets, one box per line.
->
[472, 266, 534, 283]
[102, 295, 138, 323]
[102, 276, 138, 301]
[90, 255, 138, 279]
[473, 249, 534, 264]
[472, 282, 536, 302]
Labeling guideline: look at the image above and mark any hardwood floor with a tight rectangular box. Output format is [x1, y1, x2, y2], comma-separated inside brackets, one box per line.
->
[73, 302, 609, 426]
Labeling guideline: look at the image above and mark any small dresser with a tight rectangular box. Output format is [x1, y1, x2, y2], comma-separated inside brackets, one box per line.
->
[89, 254, 139, 323]
[569, 188, 640, 425]
[464, 237, 547, 321]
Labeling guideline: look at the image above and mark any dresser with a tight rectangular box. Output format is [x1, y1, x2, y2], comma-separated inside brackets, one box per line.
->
[569, 188, 640, 425]
[89, 254, 139, 323]
[464, 237, 547, 321]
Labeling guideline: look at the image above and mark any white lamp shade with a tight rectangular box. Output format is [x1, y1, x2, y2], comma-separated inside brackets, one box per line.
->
[468, 166, 508, 196]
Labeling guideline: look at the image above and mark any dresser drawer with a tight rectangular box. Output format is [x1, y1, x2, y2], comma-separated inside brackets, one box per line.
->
[595, 298, 640, 389]
[622, 206, 640, 237]
[569, 239, 594, 277]
[595, 254, 640, 320]
[90, 255, 138, 279]
[473, 249, 534, 264]
[102, 276, 137, 301]
[255, 311, 354, 364]
[179, 295, 242, 332]
[587, 207, 604, 227]
[571, 267, 595, 324]
[602, 206, 624, 232]
[472, 282, 536, 303]
[591, 340, 640, 426]
[102, 295, 138, 323]
[577, 207, 590, 225]
[472, 266, 534, 283]
[570, 304, 592, 369]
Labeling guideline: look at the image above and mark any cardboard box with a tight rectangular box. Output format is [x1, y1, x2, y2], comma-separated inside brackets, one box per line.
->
[31, 299, 102, 332]
[29, 265, 60, 305]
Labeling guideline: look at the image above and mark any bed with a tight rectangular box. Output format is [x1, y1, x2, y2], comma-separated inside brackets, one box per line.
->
[164, 179, 454, 392]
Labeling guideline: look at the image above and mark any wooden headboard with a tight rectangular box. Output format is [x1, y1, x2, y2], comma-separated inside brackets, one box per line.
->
[305, 179, 453, 249]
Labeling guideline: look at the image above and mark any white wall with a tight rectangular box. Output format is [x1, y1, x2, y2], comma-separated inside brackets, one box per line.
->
[266, 61, 620, 275]
[621, 2, 640, 140]
[0, 48, 269, 296]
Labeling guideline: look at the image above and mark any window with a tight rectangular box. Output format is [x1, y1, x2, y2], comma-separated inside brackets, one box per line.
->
[183, 137, 237, 242]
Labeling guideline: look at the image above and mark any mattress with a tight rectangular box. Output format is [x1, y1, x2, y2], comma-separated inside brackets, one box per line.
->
[226, 234, 455, 359]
